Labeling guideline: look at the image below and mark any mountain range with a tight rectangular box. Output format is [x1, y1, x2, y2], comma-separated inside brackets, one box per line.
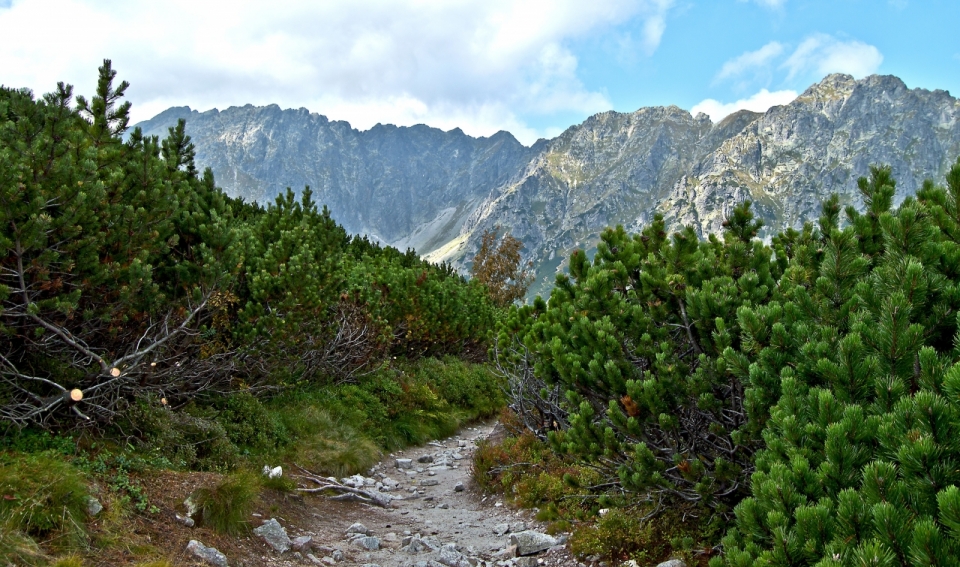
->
[134, 73, 960, 295]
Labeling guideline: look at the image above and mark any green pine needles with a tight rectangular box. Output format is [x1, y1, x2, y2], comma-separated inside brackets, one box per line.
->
[717, 163, 960, 566]
[0, 61, 496, 428]
[497, 158, 960, 565]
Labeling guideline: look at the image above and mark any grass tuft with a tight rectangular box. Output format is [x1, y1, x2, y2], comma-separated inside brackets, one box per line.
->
[0, 525, 46, 566]
[191, 472, 260, 535]
[49, 554, 85, 567]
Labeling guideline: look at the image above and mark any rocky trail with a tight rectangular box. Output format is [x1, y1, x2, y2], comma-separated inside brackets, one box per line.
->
[180, 421, 580, 567]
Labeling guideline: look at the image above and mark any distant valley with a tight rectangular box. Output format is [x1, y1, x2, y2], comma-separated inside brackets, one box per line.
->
[134, 73, 960, 295]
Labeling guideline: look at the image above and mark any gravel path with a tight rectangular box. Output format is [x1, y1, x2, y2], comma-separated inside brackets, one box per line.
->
[278, 421, 579, 567]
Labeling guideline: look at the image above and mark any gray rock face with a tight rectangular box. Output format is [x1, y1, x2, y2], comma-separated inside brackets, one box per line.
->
[655, 74, 960, 242]
[253, 518, 291, 553]
[133, 105, 534, 255]
[656, 560, 687, 567]
[509, 530, 558, 556]
[186, 539, 229, 567]
[135, 74, 960, 298]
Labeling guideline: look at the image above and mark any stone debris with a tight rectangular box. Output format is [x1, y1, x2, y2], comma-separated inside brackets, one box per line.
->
[397, 458, 414, 469]
[420, 479, 440, 487]
[86, 496, 103, 517]
[494, 523, 510, 536]
[175, 513, 195, 527]
[656, 561, 687, 567]
[418, 454, 435, 463]
[253, 518, 292, 553]
[437, 543, 472, 567]
[454, 481, 465, 492]
[186, 539, 229, 567]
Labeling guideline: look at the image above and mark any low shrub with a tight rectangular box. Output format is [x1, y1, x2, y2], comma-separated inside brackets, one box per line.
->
[570, 508, 678, 565]
[209, 391, 287, 453]
[413, 357, 505, 419]
[123, 398, 240, 471]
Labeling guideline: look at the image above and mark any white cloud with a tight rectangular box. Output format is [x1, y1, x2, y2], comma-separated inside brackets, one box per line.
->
[0, 0, 674, 145]
[715, 41, 785, 82]
[690, 88, 797, 121]
[782, 33, 883, 81]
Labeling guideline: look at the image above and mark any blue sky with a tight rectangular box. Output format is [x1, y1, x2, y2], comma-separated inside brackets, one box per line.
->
[0, 0, 956, 145]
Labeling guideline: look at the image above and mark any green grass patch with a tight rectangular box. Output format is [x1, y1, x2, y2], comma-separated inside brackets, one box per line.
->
[190, 472, 260, 535]
[0, 452, 89, 537]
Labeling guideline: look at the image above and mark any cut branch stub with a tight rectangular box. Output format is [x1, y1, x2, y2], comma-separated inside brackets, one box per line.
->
[69, 389, 83, 402]
[109, 367, 121, 377]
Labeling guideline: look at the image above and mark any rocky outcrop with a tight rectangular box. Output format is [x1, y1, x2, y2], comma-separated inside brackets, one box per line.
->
[133, 106, 535, 253]
[656, 74, 960, 239]
[135, 74, 960, 297]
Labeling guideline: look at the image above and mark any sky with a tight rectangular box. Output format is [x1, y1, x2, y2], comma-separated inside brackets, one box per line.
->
[0, 0, 956, 145]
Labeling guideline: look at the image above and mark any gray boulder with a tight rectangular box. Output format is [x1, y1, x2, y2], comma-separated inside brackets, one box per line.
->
[292, 535, 314, 552]
[346, 522, 371, 535]
[510, 530, 558, 556]
[656, 561, 687, 567]
[253, 518, 291, 553]
[354, 536, 381, 551]
[186, 540, 228, 567]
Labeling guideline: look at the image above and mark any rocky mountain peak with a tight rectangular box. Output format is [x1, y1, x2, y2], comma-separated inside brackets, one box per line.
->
[135, 73, 960, 297]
